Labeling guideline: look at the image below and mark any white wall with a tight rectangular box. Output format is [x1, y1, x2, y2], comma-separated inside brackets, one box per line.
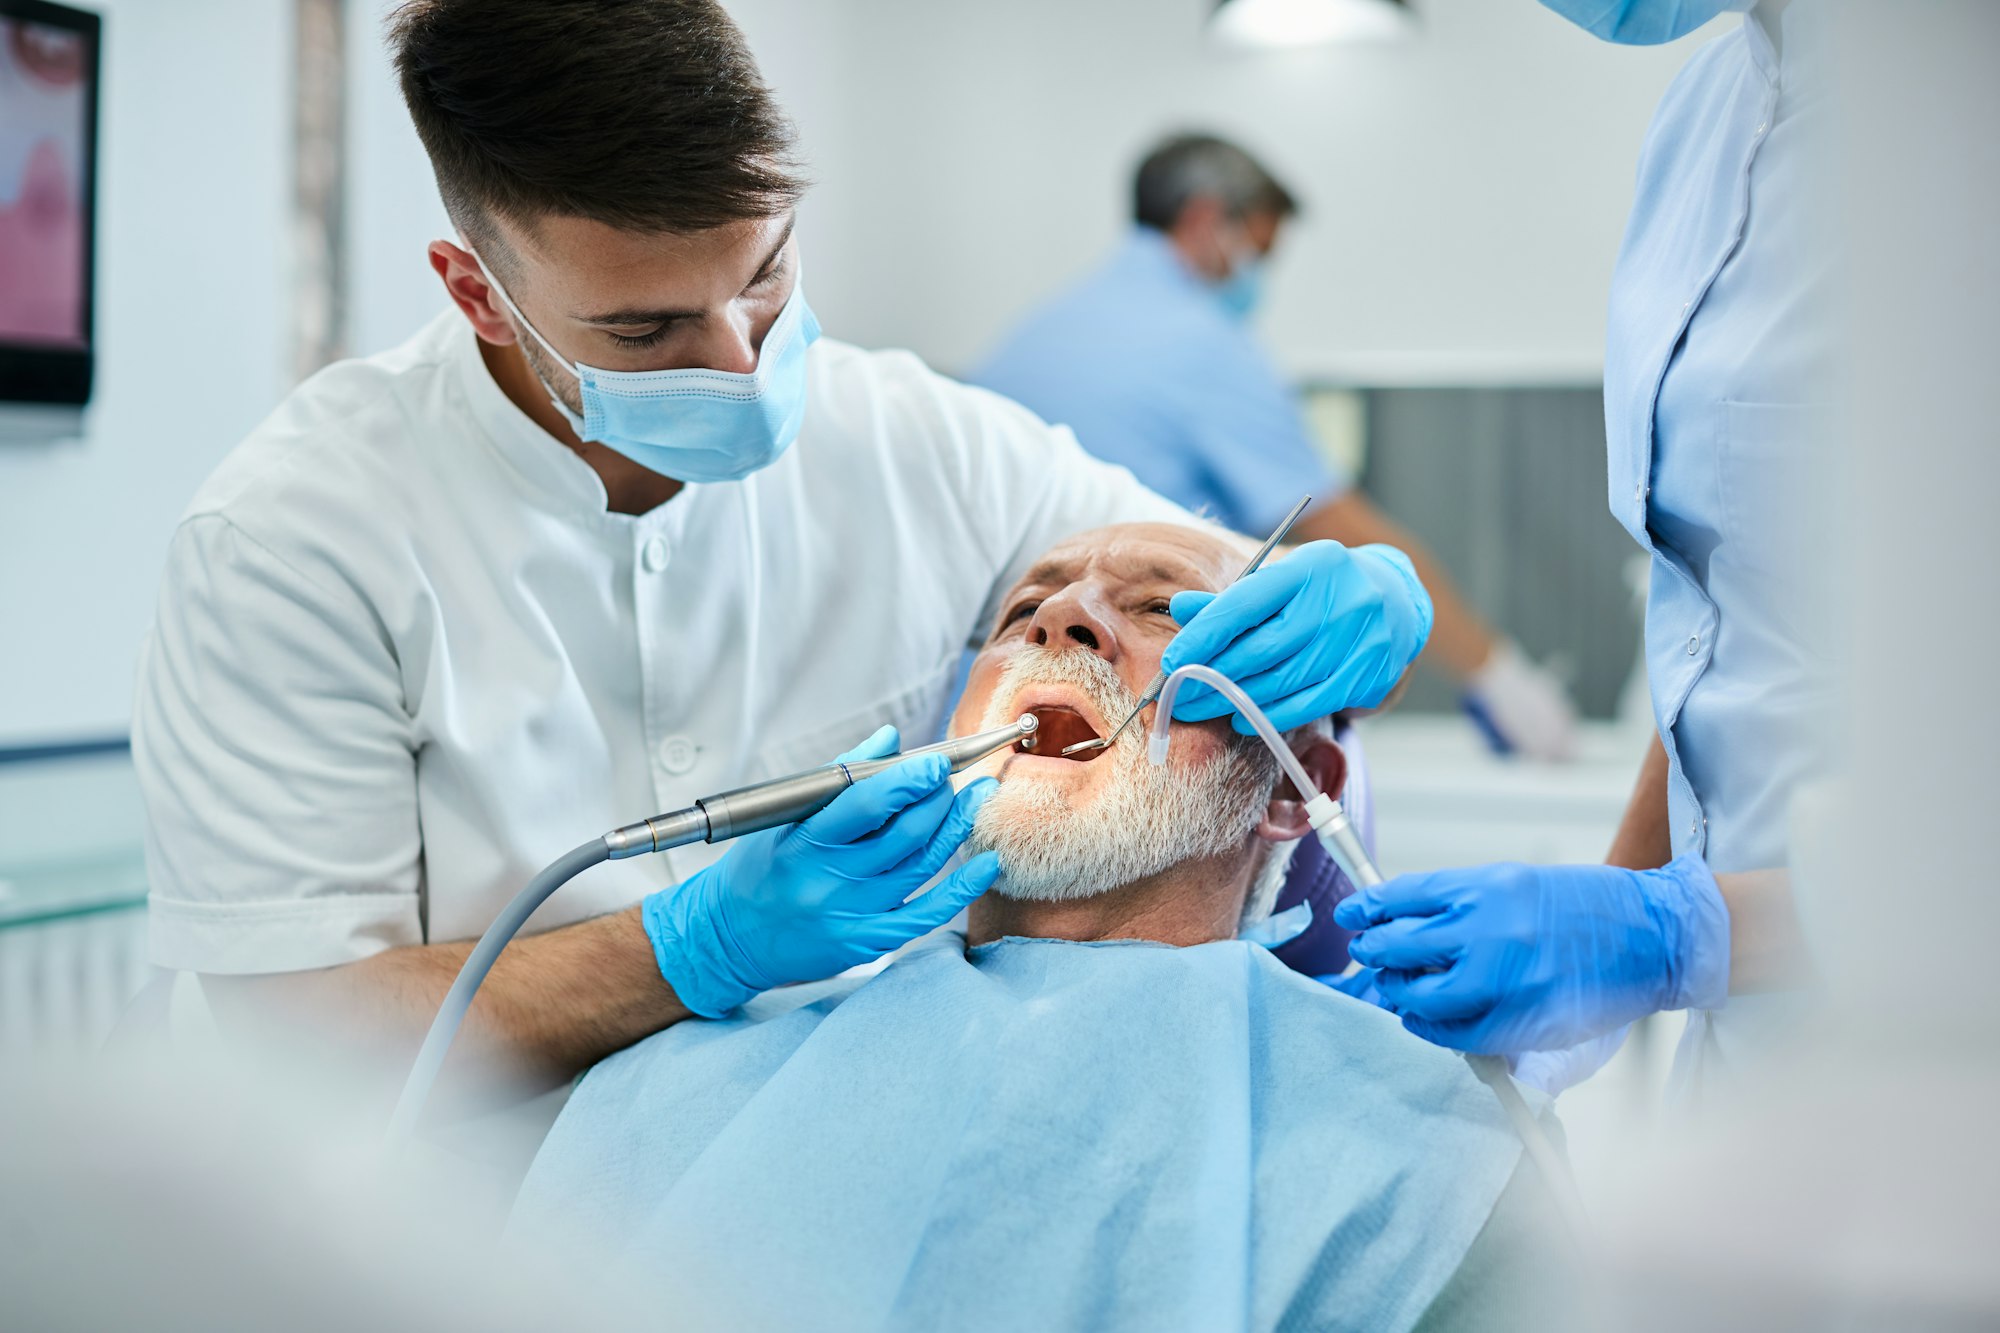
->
[0, 0, 290, 745]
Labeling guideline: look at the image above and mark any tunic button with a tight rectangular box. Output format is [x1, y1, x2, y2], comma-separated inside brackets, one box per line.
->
[1687, 634, 1700, 655]
[658, 734, 699, 775]
[641, 537, 669, 573]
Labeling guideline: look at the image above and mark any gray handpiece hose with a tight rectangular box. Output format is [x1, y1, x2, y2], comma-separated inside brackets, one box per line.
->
[387, 714, 1037, 1145]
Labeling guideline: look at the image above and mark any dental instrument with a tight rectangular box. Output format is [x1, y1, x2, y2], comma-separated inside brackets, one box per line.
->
[387, 714, 1039, 1145]
[1059, 493, 1312, 757]
[1145, 663, 1589, 1248]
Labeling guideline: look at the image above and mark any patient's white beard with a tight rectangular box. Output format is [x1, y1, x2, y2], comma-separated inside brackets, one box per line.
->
[965, 647, 1278, 904]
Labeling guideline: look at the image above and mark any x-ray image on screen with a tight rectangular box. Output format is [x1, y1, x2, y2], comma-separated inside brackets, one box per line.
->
[0, 14, 91, 349]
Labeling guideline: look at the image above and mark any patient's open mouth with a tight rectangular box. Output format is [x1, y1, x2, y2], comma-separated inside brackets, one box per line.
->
[1019, 706, 1107, 762]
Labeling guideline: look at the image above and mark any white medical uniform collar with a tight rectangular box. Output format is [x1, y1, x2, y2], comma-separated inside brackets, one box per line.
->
[451, 315, 696, 538]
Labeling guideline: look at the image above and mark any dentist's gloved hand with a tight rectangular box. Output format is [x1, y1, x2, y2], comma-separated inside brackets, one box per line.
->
[1332, 856, 1730, 1054]
[1162, 541, 1433, 733]
[641, 726, 1001, 1017]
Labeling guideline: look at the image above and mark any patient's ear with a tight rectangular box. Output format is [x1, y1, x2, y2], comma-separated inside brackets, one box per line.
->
[1255, 734, 1347, 843]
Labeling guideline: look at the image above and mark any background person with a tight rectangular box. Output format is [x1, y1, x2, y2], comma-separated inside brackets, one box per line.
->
[974, 133, 1580, 761]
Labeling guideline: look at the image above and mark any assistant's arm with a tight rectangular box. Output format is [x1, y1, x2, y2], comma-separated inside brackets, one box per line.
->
[1600, 733, 1810, 991]
[1606, 731, 1674, 869]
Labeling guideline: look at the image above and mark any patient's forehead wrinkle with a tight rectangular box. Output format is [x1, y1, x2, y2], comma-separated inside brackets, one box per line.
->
[1002, 527, 1236, 608]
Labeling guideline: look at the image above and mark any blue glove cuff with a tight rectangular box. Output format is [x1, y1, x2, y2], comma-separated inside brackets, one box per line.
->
[1647, 855, 1732, 1012]
[641, 876, 754, 1019]
[1353, 543, 1435, 659]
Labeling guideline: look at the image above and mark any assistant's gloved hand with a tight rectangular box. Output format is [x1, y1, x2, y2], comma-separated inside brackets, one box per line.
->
[642, 726, 1001, 1017]
[1331, 856, 1730, 1054]
[1161, 540, 1433, 733]
[1462, 638, 1580, 762]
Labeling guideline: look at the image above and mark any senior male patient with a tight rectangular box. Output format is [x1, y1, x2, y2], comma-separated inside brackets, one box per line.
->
[512, 523, 1566, 1333]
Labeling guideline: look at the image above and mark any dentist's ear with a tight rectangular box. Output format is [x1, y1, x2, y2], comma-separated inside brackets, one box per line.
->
[1255, 735, 1346, 843]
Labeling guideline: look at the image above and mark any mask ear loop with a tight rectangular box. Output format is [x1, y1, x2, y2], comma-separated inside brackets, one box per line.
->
[461, 242, 582, 379]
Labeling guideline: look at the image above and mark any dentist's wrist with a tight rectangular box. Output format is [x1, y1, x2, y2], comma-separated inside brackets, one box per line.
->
[1642, 855, 1732, 1012]
[641, 874, 755, 1019]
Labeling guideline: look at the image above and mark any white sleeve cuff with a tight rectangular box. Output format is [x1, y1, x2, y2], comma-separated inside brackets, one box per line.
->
[147, 891, 421, 974]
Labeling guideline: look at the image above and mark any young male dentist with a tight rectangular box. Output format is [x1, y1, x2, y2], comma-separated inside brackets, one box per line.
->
[1337, 0, 1828, 1094]
[131, 0, 1432, 1100]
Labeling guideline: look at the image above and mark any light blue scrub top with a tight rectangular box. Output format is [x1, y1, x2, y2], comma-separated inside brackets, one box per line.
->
[1607, 6, 1834, 888]
[972, 229, 1346, 537]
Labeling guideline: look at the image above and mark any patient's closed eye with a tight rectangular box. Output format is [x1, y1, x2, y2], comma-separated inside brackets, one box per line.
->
[1003, 601, 1041, 626]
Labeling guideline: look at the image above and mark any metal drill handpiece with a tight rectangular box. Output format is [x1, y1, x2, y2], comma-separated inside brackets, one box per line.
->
[1058, 495, 1314, 756]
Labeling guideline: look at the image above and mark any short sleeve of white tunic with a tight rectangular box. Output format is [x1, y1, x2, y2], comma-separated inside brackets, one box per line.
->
[134, 313, 1191, 974]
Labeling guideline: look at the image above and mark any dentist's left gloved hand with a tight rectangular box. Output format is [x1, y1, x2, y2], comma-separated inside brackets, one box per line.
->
[1161, 540, 1433, 732]
[641, 726, 1001, 1017]
[1332, 856, 1730, 1054]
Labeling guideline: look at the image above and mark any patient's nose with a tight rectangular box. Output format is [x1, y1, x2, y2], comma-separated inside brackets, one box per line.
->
[1027, 586, 1119, 660]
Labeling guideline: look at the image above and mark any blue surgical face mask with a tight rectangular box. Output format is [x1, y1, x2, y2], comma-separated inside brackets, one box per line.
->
[1216, 255, 1265, 320]
[1537, 0, 1751, 45]
[472, 248, 821, 484]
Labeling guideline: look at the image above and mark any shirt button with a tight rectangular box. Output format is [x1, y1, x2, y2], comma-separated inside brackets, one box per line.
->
[1633, 483, 1645, 503]
[641, 537, 669, 573]
[658, 734, 699, 775]
[1690, 817, 1700, 837]
[1687, 634, 1700, 655]
[1755, 123, 1767, 134]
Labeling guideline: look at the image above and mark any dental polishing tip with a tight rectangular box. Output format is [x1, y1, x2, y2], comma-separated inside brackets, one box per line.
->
[1016, 712, 1039, 750]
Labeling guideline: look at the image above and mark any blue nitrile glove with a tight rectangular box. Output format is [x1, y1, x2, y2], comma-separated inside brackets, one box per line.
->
[1331, 855, 1730, 1055]
[641, 725, 1002, 1017]
[1161, 541, 1433, 733]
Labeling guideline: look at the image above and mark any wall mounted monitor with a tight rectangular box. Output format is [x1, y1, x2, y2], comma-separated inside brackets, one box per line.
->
[0, 0, 100, 417]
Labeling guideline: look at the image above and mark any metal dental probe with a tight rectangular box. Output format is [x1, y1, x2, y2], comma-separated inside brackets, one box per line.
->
[1059, 494, 1312, 756]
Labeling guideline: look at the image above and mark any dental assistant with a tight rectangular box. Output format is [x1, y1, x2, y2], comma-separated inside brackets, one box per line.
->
[1337, 0, 1829, 1087]
[131, 0, 1433, 1101]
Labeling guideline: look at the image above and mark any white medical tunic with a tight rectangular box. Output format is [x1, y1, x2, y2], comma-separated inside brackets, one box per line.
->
[1604, 9, 1834, 1077]
[134, 311, 1185, 974]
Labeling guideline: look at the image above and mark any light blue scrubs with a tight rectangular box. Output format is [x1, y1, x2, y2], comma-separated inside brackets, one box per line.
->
[1606, 8, 1833, 1070]
[972, 229, 1345, 537]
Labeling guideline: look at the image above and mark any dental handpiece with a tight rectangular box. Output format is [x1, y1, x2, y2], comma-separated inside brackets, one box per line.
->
[602, 714, 1039, 860]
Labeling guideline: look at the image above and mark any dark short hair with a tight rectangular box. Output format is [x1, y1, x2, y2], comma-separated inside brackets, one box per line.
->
[1132, 133, 1299, 231]
[388, 0, 807, 260]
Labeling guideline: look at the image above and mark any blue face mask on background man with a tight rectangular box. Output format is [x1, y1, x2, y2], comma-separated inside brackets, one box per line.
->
[1538, 0, 1751, 45]
[1216, 254, 1264, 321]
[473, 247, 822, 484]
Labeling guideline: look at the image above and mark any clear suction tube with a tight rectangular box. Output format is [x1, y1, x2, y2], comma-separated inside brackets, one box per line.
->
[1149, 664, 1382, 889]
